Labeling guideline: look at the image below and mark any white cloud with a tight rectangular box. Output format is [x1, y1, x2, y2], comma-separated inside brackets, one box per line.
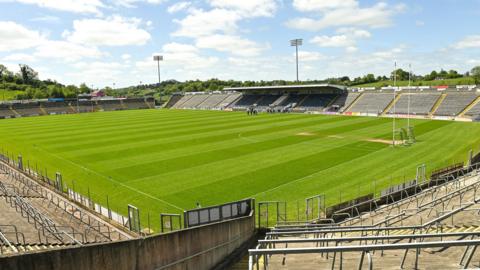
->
[30, 15, 60, 23]
[173, 8, 241, 38]
[208, 0, 278, 17]
[114, 0, 166, 8]
[311, 35, 354, 47]
[310, 28, 371, 50]
[64, 16, 151, 46]
[287, 2, 405, 31]
[453, 35, 480, 49]
[167, 1, 191, 13]
[11, 0, 105, 15]
[68, 61, 127, 86]
[296, 51, 326, 62]
[135, 42, 219, 71]
[292, 0, 357, 12]
[33, 40, 103, 61]
[0, 21, 45, 52]
[121, 53, 131, 60]
[195, 34, 268, 56]
[2, 53, 37, 62]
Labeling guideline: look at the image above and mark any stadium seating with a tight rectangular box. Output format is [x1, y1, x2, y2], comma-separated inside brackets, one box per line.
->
[388, 92, 441, 115]
[249, 163, 480, 269]
[218, 92, 241, 108]
[40, 101, 72, 115]
[296, 94, 338, 111]
[12, 102, 43, 116]
[231, 94, 263, 108]
[435, 92, 479, 116]
[179, 94, 210, 108]
[465, 100, 480, 117]
[0, 104, 15, 118]
[197, 94, 230, 109]
[347, 92, 394, 114]
[277, 94, 306, 107]
[98, 100, 124, 111]
[123, 98, 152, 109]
[328, 92, 361, 112]
[165, 94, 184, 108]
[0, 163, 132, 255]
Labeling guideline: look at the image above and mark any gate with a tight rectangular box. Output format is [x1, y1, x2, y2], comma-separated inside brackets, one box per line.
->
[127, 204, 141, 233]
[160, 213, 182, 233]
[257, 201, 287, 228]
[305, 194, 325, 221]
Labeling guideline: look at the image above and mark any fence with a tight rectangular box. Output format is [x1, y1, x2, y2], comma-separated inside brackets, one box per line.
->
[183, 198, 253, 228]
[67, 188, 128, 227]
[0, 152, 134, 234]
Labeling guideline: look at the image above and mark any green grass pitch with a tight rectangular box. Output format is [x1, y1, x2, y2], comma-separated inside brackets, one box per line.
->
[0, 109, 479, 229]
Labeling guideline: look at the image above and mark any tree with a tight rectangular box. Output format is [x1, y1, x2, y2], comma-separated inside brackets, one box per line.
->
[391, 69, 410, 81]
[0, 64, 13, 79]
[79, 83, 91, 94]
[472, 66, 480, 84]
[18, 64, 38, 84]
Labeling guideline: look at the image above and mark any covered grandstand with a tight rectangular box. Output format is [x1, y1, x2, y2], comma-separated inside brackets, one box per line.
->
[165, 84, 480, 121]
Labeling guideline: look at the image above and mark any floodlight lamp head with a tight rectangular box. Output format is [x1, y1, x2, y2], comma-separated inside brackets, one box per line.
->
[290, 39, 303, 46]
[153, 55, 163, 61]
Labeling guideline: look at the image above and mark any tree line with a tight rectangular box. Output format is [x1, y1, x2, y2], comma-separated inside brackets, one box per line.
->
[1, 63, 480, 101]
[0, 64, 91, 100]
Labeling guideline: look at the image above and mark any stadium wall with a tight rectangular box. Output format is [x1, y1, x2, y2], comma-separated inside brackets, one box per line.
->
[0, 212, 255, 270]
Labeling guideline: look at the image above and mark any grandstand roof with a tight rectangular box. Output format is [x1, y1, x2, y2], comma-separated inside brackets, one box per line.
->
[224, 84, 347, 94]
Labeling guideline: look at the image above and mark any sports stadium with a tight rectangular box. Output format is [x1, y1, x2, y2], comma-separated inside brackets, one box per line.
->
[2, 1, 480, 270]
[1, 82, 480, 269]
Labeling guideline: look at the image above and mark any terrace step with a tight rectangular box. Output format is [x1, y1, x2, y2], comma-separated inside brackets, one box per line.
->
[382, 93, 402, 115]
[429, 93, 447, 117]
[343, 92, 364, 112]
[459, 95, 480, 117]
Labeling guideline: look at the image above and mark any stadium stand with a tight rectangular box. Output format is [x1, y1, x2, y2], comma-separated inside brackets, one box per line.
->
[296, 94, 338, 111]
[40, 101, 72, 115]
[97, 99, 124, 111]
[197, 93, 230, 109]
[164, 94, 183, 108]
[434, 92, 479, 116]
[281, 94, 305, 106]
[0, 154, 255, 270]
[231, 94, 263, 108]
[388, 92, 441, 115]
[255, 95, 282, 109]
[218, 92, 241, 108]
[465, 100, 480, 118]
[177, 94, 209, 109]
[11, 102, 43, 117]
[122, 98, 152, 110]
[249, 161, 480, 269]
[347, 92, 394, 114]
[171, 95, 193, 108]
[0, 104, 15, 118]
[329, 92, 361, 112]
[0, 162, 133, 255]
[0, 98, 154, 119]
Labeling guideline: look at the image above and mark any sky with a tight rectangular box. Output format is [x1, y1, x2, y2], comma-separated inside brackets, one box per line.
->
[0, 0, 480, 88]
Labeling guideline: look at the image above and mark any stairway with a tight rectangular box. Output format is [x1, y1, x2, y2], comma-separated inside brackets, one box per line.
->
[296, 95, 309, 107]
[381, 93, 402, 115]
[271, 94, 288, 107]
[429, 93, 447, 117]
[458, 95, 480, 117]
[343, 92, 364, 112]
[39, 105, 47, 115]
[324, 95, 340, 112]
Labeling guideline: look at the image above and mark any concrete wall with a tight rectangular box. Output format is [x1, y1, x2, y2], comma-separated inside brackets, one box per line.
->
[0, 213, 255, 270]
